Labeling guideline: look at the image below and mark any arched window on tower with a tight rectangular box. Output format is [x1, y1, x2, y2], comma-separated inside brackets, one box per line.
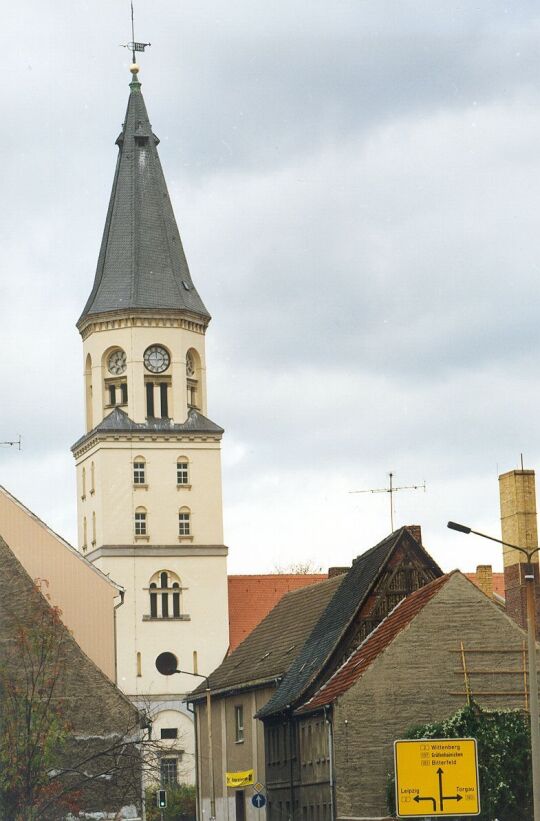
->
[186, 349, 201, 411]
[145, 570, 184, 620]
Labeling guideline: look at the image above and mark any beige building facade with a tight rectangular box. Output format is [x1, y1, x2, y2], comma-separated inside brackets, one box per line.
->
[0, 485, 119, 680]
[72, 65, 229, 783]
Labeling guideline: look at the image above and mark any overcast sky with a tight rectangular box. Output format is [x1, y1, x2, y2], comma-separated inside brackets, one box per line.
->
[1, 1, 540, 574]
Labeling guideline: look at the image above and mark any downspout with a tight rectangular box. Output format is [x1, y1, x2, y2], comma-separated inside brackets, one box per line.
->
[288, 712, 295, 821]
[113, 588, 126, 685]
[324, 707, 335, 821]
[187, 700, 201, 821]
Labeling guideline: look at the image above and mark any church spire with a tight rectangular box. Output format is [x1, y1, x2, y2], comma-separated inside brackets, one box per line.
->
[78, 66, 210, 329]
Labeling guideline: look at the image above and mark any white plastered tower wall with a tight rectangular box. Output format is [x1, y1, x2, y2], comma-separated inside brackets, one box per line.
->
[71, 66, 229, 784]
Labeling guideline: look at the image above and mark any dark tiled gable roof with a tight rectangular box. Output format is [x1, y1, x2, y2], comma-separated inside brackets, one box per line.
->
[296, 573, 452, 714]
[190, 574, 344, 699]
[78, 72, 210, 328]
[258, 527, 442, 718]
[71, 407, 223, 452]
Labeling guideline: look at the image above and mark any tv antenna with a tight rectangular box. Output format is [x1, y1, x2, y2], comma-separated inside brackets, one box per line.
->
[120, 1, 151, 63]
[1, 435, 22, 451]
[349, 472, 426, 532]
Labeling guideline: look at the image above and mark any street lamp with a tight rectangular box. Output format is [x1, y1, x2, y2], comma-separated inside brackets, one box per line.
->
[155, 654, 216, 821]
[447, 521, 540, 820]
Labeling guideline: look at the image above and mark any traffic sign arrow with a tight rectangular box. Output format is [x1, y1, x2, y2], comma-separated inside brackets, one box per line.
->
[413, 795, 436, 812]
[437, 768, 463, 810]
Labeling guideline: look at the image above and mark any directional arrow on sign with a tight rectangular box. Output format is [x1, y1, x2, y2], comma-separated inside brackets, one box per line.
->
[413, 795, 436, 812]
[252, 793, 266, 809]
[437, 768, 463, 810]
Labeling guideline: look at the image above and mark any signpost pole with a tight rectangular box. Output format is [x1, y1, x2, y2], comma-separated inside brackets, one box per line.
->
[526, 569, 540, 821]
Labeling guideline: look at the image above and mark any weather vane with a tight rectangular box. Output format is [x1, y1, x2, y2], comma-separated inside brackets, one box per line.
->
[121, 1, 151, 64]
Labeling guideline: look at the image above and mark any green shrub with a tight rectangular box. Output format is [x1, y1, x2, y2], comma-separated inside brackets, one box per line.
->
[146, 783, 196, 821]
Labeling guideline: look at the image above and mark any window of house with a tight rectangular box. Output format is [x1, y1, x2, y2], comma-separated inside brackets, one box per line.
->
[81, 467, 86, 499]
[161, 728, 178, 740]
[178, 510, 191, 536]
[160, 757, 178, 785]
[133, 460, 146, 485]
[90, 461, 95, 494]
[177, 460, 189, 486]
[235, 705, 244, 743]
[82, 516, 87, 551]
[91, 511, 96, 546]
[135, 509, 147, 536]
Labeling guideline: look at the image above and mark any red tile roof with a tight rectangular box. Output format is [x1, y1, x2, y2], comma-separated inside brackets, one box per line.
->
[466, 572, 505, 599]
[228, 574, 327, 652]
[297, 573, 453, 713]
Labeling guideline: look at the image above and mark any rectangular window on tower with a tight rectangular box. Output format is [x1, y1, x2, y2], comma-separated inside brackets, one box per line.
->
[177, 462, 189, 486]
[146, 382, 155, 417]
[133, 462, 146, 485]
[135, 511, 147, 536]
[178, 512, 190, 536]
[159, 382, 169, 418]
[120, 382, 128, 405]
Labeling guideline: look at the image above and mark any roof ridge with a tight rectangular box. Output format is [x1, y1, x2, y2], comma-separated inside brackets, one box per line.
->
[297, 573, 452, 713]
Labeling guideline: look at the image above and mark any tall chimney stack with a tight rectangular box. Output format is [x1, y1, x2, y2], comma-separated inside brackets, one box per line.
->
[499, 468, 539, 633]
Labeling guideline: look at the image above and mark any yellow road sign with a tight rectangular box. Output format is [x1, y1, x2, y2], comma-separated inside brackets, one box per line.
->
[394, 738, 480, 817]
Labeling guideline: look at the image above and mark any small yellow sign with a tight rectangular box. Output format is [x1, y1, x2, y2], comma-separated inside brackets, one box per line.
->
[394, 738, 480, 817]
[226, 769, 254, 788]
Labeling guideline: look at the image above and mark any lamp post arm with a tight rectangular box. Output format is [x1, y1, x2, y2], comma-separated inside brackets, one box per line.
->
[447, 521, 540, 562]
[175, 669, 210, 689]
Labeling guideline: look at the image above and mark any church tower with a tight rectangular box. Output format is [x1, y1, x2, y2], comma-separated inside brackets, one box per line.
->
[72, 64, 229, 778]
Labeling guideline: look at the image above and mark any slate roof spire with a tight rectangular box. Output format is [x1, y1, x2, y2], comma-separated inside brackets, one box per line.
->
[78, 66, 210, 328]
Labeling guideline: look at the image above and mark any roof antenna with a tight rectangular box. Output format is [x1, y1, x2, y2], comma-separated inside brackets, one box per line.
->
[349, 472, 426, 532]
[120, 1, 151, 63]
[1, 435, 22, 451]
[521, 453, 525, 471]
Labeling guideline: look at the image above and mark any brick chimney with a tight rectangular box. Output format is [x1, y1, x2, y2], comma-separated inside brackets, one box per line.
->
[499, 469, 539, 634]
[405, 525, 422, 545]
[474, 565, 493, 599]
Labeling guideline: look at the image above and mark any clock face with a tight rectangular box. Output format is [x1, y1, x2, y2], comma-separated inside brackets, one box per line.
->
[144, 345, 170, 374]
[107, 349, 127, 375]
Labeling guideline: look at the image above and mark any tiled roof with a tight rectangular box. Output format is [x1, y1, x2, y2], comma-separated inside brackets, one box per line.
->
[228, 574, 327, 652]
[189, 574, 344, 700]
[258, 527, 443, 718]
[466, 572, 505, 599]
[71, 407, 223, 452]
[297, 573, 452, 714]
[78, 72, 209, 328]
